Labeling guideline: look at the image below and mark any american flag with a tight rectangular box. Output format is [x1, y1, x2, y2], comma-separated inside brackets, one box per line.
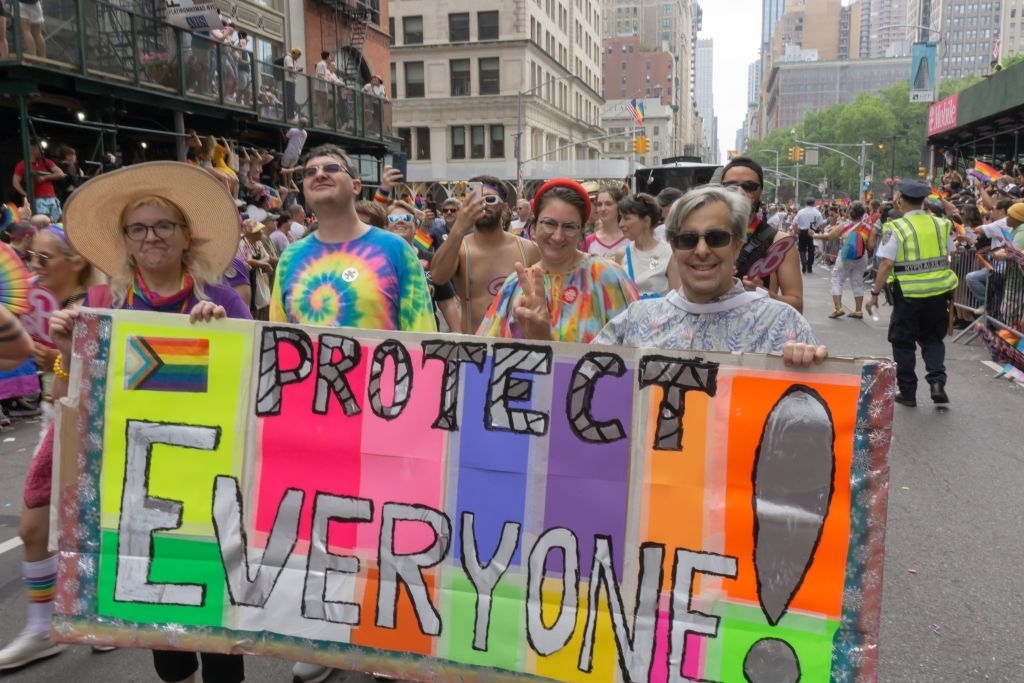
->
[625, 98, 645, 126]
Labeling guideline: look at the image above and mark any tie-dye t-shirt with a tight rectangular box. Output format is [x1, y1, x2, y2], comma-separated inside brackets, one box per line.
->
[270, 228, 436, 331]
[477, 255, 639, 343]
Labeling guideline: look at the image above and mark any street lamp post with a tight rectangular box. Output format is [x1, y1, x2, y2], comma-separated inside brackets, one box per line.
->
[758, 149, 781, 204]
[515, 74, 579, 192]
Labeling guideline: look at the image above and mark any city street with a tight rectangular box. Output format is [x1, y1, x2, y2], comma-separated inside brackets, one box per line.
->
[0, 271, 1021, 682]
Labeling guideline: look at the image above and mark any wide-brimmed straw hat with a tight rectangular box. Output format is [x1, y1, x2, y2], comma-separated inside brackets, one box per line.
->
[63, 161, 240, 277]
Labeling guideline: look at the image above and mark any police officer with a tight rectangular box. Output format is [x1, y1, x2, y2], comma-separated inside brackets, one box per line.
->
[865, 180, 959, 406]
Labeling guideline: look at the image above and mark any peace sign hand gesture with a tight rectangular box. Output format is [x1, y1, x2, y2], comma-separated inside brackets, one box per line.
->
[512, 263, 552, 341]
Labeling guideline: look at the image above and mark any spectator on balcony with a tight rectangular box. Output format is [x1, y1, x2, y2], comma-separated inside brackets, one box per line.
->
[17, 0, 46, 58]
[362, 73, 387, 100]
[235, 31, 252, 105]
[0, 0, 10, 59]
[282, 47, 303, 119]
[314, 51, 331, 126]
[12, 142, 64, 222]
[279, 118, 307, 184]
[55, 146, 87, 205]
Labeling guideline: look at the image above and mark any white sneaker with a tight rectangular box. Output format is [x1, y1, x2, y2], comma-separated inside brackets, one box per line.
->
[292, 661, 333, 682]
[0, 629, 66, 670]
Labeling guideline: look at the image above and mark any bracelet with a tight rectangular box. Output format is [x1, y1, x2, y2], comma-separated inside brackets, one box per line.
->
[373, 189, 390, 204]
[870, 290, 881, 297]
[53, 353, 70, 381]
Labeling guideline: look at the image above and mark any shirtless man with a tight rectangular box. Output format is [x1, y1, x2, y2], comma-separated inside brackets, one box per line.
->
[431, 175, 540, 334]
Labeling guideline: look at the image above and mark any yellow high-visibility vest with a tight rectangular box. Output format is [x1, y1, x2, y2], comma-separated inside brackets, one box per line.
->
[884, 214, 958, 297]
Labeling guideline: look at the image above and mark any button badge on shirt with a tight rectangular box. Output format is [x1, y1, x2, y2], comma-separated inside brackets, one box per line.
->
[342, 267, 359, 282]
[561, 286, 579, 304]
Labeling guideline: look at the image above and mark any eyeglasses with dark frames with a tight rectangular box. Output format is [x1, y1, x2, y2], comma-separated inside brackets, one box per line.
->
[122, 221, 184, 242]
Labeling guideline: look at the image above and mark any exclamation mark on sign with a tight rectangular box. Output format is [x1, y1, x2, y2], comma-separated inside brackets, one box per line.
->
[744, 385, 836, 683]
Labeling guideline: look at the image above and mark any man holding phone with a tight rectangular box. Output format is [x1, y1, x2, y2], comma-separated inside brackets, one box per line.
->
[431, 176, 540, 333]
[12, 142, 65, 222]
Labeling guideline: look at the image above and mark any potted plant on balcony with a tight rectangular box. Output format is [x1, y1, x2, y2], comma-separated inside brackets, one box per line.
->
[140, 51, 176, 88]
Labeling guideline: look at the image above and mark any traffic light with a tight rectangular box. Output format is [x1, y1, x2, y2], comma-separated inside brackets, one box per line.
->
[918, 166, 927, 178]
[794, 146, 805, 163]
[787, 147, 796, 161]
[633, 136, 650, 154]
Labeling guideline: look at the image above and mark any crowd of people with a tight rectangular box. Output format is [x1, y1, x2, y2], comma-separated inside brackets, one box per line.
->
[3, 140, 1024, 681]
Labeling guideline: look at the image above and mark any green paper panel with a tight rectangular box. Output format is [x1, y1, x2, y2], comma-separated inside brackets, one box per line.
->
[440, 570, 526, 673]
[98, 529, 227, 628]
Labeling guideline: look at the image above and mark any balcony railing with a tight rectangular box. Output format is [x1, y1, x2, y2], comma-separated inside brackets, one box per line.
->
[0, 0, 391, 141]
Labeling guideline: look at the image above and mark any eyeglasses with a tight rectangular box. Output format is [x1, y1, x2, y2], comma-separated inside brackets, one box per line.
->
[387, 214, 415, 224]
[123, 221, 184, 241]
[535, 218, 583, 236]
[25, 250, 59, 266]
[301, 163, 351, 178]
[481, 194, 502, 206]
[669, 229, 735, 250]
[441, 207, 459, 214]
[722, 180, 762, 193]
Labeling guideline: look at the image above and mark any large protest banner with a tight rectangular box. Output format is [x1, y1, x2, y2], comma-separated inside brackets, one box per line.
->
[53, 310, 893, 682]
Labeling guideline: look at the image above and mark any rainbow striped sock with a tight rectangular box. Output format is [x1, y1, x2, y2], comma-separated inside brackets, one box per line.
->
[24, 556, 57, 635]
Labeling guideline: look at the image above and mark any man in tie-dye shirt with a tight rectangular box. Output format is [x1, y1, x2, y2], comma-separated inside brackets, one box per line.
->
[270, 144, 435, 332]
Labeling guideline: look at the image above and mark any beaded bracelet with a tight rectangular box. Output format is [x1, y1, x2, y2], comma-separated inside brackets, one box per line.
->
[53, 353, 70, 381]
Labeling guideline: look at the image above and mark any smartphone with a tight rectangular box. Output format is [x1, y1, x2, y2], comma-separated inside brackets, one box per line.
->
[467, 181, 482, 198]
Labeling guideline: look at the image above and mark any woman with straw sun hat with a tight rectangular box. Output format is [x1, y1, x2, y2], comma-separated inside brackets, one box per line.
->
[47, 161, 250, 683]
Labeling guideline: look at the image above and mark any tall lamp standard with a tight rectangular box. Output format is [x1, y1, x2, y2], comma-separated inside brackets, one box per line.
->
[515, 74, 580, 192]
[758, 149, 781, 204]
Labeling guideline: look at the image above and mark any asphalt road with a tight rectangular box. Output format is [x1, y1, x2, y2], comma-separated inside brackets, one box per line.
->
[0, 268, 1021, 682]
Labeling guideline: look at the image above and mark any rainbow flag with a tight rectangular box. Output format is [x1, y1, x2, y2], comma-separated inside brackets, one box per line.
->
[973, 160, 1001, 181]
[412, 228, 434, 252]
[927, 189, 948, 201]
[124, 336, 210, 392]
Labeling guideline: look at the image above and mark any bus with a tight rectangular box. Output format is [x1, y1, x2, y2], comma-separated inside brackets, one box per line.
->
[633, 157, 721, 195]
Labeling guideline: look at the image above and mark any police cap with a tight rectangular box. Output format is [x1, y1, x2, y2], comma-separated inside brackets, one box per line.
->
[897, 180, 932, 200]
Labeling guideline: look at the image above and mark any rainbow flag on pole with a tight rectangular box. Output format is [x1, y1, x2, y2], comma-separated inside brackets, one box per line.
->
[412, 228, 434, 252]
[625, 98, 645, 126]
[973, 160, 1002, 181]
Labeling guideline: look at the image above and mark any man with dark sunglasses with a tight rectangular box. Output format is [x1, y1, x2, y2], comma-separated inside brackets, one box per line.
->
[721, 156, 804, 312]
[431, 175, 540, 333]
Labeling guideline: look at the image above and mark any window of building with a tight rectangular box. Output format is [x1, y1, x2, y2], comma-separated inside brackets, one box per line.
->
[490, 125, 505, 157]
[415, 127, 431, 160]
[403, 16, 423, 44]
[471, 125, 486, 158]
[451, 126, 466, 159]
[405, 61, 425, 98]
[479, 11, 499, 41]
[389, 17, 395, 46]
[450, 59, 471, 96]
[398, 128, 412, 157]
[449, 13, 470, 42]
[479, 57, 500, 94]
[390, 62, 397, 99]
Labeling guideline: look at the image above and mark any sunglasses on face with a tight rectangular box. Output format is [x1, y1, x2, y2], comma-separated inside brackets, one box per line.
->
[387, 214, 415, 224]
[123, 221, 183, 241]
[722, 180, 762, 193]
[301, 163, 351, 178]
[25, 250, 57, 266]
[669, 229, 735, 250]
[441, 207, 459, 214]
[535, 218, 583, 236]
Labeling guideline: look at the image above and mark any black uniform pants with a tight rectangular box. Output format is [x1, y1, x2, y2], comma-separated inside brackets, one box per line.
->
[153, 650, 245, 682]
[798, 229, 815, 272]
[887, 284, 950, 397]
